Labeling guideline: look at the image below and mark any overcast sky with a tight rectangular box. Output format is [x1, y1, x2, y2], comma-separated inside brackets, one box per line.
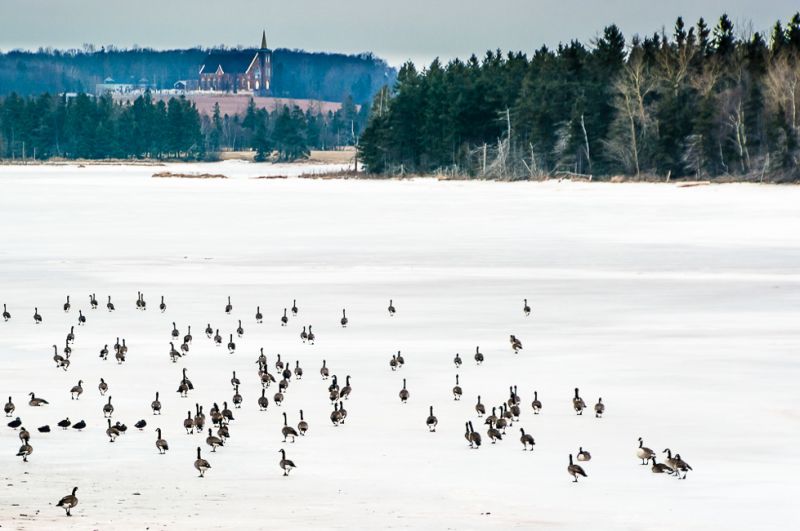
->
[0, 0, 797, 66]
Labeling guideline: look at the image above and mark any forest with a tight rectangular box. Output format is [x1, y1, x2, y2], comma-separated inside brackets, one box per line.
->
[359, 13, 800, 181]
[0, 91, 367, 161]
[0, 47, 394, 104]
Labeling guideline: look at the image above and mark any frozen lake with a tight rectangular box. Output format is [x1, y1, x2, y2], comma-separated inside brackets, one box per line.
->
[0, 162, 798, 530]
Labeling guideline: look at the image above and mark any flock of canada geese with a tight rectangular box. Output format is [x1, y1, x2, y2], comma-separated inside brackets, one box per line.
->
[2, 294, 692, 517]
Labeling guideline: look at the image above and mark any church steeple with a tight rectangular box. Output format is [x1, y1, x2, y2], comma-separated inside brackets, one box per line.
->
[260, 30, 267, 50]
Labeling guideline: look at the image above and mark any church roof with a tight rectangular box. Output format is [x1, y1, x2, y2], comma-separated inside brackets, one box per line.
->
[199, 51, 259, 75]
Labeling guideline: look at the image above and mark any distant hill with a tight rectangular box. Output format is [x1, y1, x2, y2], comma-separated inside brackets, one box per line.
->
[0, 47, 396, 104]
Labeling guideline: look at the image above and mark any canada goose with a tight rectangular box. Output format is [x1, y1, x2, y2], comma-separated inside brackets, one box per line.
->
[258, 389, 269, 411]
[90, 293, 98, 309]
[531, 391, 542, 414]
[281, 308, 288, 326]
[19, 426, 30, 441]
[181, 368, 194, 390]
[180, 341, 190, 355]
[2, 303, 10, 321]
[155, 428, 169, 454]
[214, 329, 222, 346]
[115, 346, 125, 364]
[103, 397, 114, 417]
[426, 406, 438, 432]
[468, 421, 481, 448]
[98, 378, 108, 395]
[294, 360, 303, 379]
[396, 350, 404, 367]
[282, 362, 293, 381]
[519, 428, 535, 450]
[673, 453, 693, 479]
[158, 295, 166, 313]
[140, 292, 147, 310]
[236, 320, 244, 337]
[388, 299, 395, 316]
[577, 447, 592, 461]
[637, 437, 655, 465]
[225, 296, 232, 314]
[106, 419, 120, 442]
[206, 428, 224, 451]
[300, 326, 308, 343]
[255, 306, 263, 323]
[399, 378, 409, 403]
[70, 380, 83, 400]
[120, 338, 128, 355]
[63, 337, 72, 355]
[307, 326, 316, 344]
[389, 354, 398, 371]
[452, 375, 463, 400]
[99, 344, 109, 360]
[298, 410, 308, 435]
[72, 420, 86, 431]
[233, 386, 243, 408]
[194, 447, 211, 477]
[330, 402, 343, 425]
[474, 346, 484, 365]
[340, 309, 348, 327]
[115, 421, 128, 434]
[495, 406, 508, 433]
[222, 402, 234, 422]
[33, 307, 42, 324]
[57, 417, 72, 430]
[281, 412, 299, 442]
[63, 295, 71, 312]
[57, 487, 79, 516]
[594, 398, 604, 418]
[176, 380, 189, 398]
[256, 348, 267, 366]
[136, 291, 143, 310]
[651, 456, 674, 474]
[4, 396, 14, 416]
[78, 310, 86, 325]
[182, 326, 192, 345]
[572, 388, 586, 415]
[568, 454, 587, 482]
[523, 298, 531, 316]
[171, 322, 179, 340]
[340, 375, 352, 400]
[338, 402, 348, 423]
[274, 390, 284, 406]
[454, 353, 462, 368]
[106, 296, 114, 312]
[291, 300, 298, 316]
[151, 392, 162, 414]
[475, 395, 485, 416]
[169, 342, 181, 363]
[320, 360, 329, 379]
[217, 420, 230, 440]
[8, 417, 22, 429]
[228, 371, 240, 390]
[510, 334, 523, 353]
[184, 411, 195, 434]
[485, 407, 498, 426]
[29, 392, 49, 406]
[205, 323, 213, 337]
[279, 448, 296, 476]
[135, 419, 147, 430]
[195, 405, 205, 430]
[38, 425, 50, 433]
[276, 354, 284, 370]
[67, 326, 75, 344]
[227, 334, 236, 353]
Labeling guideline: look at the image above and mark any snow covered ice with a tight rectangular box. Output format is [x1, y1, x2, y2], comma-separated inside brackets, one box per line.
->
[0, 161, 798, 529]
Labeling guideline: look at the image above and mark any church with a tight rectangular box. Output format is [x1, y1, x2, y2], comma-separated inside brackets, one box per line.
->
[198, 31, 271, 95]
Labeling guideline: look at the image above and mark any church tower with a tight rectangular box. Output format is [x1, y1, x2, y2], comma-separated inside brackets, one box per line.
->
[257, 30, 270, 97]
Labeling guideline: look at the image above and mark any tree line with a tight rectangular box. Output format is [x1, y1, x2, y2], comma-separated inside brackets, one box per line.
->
[0, 91, 368, 160]
[359, 13, 800, 181]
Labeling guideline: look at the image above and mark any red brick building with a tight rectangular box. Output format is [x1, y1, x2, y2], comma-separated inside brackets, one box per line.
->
[198, 31, 271, 95]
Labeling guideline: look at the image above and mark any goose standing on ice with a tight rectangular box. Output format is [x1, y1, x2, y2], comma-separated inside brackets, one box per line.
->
[282, 412, 298, 442]
[106, 296, 115, 312]
[103, 397, 114, 417]
[258, 390, 269, 411]
[399, 378, 409, 403]
[281, 308, 288, 326]
[78, 310, 86, 325]
[320, 360, 329, 379]
[171, 323, 179, 340]
[194, 447, 211, 477]
[63, 296, 71, 313]
[206, 428, 224, 451]
[340, 309, 348, 327]
[231, 371, 240, 389]
[33, 307, 42, 324]
[155, 428, 169, 454]
[474, 346, 484, 365]
[106, 419, 120, 442]
[389, 354, 398, 371]
[225, 296, 233, 314]
[468, 421, 481, 448]
[291, 300, 298, 316]
[396, 350, 404, 368]
[169, 342, 180, 363]
[425, 406, 438, 432]
[4, 396, 14, 416]
[214, 329, 222, 346]
[57, 487, 78, 516]
[279, 449, 296, 476]
[475, 395, 485, 417]
[70, 380, 83, 400]
[67, 327, 75, 344]
[300, 326, 308, 343]
[99, 344, 109, 360]
[205, 323, 213, 338]
[454, 353, 462, 368]
[519, 428, 535, 450]
[294, 360, 303, 379]
[340, 375, 352, 400]
[236, 320, 244, 337]
[572, 388, 586, 415]
[637, 437, 655, 465]
[255, 306, 263, 323]
[452, 374, 462, 400]
[184, 411, 195, 433]
[387, 299, 396, 316]
[510, 335, 523, 353]
[2, 303, 10, 321]
[307, 326, 315, 344]
[298, 410, 308, 435]
[523, 298, 531, 316]
[233, 386, 243, 408]
[90, 294, 98, 309]
[594, 398, 605, 418]
[568, 454, 587, 482]
[159, 296, 166, 312]
[531, 391, 542, 414]
[151, 392, 162, 415]
[227, 334, 236, 354]
[674, 453, 693, 479]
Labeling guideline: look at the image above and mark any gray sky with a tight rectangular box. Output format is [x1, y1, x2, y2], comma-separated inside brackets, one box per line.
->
[0, 0, 797, 66]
